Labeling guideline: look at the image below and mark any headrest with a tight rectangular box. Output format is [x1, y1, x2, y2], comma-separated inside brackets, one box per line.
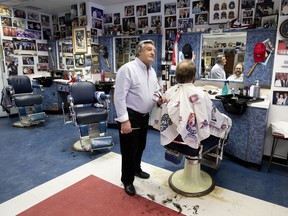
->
[182, 43, 192, 59]
[254, 42, 266, 62]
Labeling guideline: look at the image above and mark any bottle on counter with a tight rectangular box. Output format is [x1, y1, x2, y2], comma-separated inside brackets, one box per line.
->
[101, 69, 105, 82]
[222, 81, 228, 95]
[253, 80, 261, 98]
[163, 81, 167, 93]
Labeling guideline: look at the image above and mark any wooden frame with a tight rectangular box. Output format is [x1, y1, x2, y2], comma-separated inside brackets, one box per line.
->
[72, 26, 87, 54]
[209, 0, 239, 24]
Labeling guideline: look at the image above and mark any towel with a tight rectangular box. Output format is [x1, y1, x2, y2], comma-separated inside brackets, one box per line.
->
[271, 121, 288, 138]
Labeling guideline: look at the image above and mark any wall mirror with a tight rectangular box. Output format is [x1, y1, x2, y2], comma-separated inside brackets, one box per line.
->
[113, 36, 140, 72]
[201, 32, 247, 82]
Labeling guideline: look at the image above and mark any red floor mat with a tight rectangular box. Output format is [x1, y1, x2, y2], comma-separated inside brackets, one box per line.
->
[18, 175, 183, 216]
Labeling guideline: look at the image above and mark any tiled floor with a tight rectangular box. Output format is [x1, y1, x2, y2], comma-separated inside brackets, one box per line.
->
[1, 152, 287, 216]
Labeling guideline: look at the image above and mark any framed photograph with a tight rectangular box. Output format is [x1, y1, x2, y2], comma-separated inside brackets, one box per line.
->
[164, 3, 176, 15]
[125, 5, 134, 16]
[136, 5, 147, 16]
[272, 90, 288, 105]
[261, 14, 278, 28]
[0, 6, 12, 16]
[72, 26, 87, 54]
[209, 0, 239, 24]
[274, 72, 288, 87]
[74, 53, 85, 67]
[27, 11, 39, 21]
[147, 1, 161, 14]
[277, 39, 288, 55]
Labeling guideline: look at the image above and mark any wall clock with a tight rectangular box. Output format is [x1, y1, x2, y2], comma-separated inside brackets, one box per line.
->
[280, 19, 288, 38]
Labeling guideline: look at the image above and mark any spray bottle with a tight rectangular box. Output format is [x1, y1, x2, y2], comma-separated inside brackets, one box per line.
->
[222, 81, 228, 95]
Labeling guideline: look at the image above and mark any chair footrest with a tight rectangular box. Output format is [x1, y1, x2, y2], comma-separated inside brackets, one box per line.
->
[165, 149, 183, 164]
[28, 112, 47, 122]
[90, 136, 114, 150]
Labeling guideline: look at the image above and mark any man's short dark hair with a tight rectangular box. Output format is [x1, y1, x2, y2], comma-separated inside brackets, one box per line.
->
[176, 60, 196, 83]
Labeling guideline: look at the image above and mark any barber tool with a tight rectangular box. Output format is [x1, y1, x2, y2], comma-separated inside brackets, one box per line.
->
[121, 128, 141, 134]
[247, 42, 266, 77]
[100, 45, 111, 69]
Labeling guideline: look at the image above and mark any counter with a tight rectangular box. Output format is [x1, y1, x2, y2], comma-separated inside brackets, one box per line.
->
[212, 97, 270, 170]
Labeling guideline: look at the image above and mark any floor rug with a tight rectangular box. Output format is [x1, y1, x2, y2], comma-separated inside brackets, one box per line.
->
[17, 175, 184, 216]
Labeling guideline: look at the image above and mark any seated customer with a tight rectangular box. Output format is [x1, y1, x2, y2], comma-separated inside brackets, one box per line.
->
[153, 60, 231, 149]
[227, 62, 244, 82]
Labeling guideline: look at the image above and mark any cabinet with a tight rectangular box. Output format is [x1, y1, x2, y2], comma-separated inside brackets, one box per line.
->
[33, 81, 67, 112]
[213, 99, 269, 169]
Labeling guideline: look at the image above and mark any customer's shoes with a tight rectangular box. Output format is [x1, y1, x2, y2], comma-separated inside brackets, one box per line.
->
[124, 184, 136, 196]
[135, 171, 150, 179]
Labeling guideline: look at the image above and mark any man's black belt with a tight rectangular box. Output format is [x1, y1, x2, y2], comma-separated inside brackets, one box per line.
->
[127, 108, 149, 117]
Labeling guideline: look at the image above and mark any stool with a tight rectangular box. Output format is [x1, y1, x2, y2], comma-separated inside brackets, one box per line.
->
[268, 133, 288, 171]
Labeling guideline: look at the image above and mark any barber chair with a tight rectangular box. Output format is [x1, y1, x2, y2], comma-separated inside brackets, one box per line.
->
[63, 81, 114, 152]
[164, 134, 229, 197]
[5, 75, 47, 127]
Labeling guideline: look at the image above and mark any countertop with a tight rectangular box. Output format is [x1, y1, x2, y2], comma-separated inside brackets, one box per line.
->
[210, 94, 270, 109]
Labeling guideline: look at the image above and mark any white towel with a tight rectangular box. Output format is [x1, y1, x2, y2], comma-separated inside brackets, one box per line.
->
[271, 121, 288, 138]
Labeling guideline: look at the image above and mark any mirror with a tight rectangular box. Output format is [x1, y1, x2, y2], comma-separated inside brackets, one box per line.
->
[201, 32, 247, 82]
[113, 36, 140, 72]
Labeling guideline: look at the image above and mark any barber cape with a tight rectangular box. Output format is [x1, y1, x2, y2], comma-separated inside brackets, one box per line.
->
[153, 83, 232, 149]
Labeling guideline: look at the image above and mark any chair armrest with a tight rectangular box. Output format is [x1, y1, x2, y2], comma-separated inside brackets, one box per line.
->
[67, 94, 74, 104]
[32, 84, 44, 92]
[6, 85, 15, 96]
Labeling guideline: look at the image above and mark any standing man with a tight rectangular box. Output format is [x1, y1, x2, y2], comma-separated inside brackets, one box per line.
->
[227, 62, 244, 82]
[211, 55, 227, 79]
[114, 40, 164, 196]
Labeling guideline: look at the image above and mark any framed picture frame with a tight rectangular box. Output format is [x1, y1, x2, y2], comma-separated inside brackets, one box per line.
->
[72, 26, 87, 54]
[261, 14, 278, 28]
[209, 0, 239, 24]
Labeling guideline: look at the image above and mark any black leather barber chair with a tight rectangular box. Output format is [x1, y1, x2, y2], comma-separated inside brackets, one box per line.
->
[5, 75, 47, 127]
[63, 81, 114, 152]
[164, 133, 229, 197]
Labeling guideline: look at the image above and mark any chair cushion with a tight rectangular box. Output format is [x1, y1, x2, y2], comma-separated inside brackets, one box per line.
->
[14, 94, 43, 107]
[165, 135, 220, 157]
[75, 106, 108, 125]
[7, 75, 33, 94]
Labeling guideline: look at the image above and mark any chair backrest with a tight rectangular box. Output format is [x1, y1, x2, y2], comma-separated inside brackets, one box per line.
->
[7, 75, 33, 94]
[70, 81, 96, 105]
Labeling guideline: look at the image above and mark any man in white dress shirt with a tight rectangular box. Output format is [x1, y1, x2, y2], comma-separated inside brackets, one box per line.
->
[211, 55, 227, 79]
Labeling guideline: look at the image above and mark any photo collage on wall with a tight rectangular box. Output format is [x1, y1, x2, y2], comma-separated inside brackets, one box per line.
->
[271, 0, 288, 106]
[0, 5, 52, 75]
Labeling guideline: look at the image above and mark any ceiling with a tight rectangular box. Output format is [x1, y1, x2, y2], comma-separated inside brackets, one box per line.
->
[0, 0, 132, 14]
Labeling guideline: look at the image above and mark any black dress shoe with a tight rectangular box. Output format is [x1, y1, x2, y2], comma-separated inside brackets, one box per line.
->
[124, 184, 136, 196]
[135, 171, 150, 179]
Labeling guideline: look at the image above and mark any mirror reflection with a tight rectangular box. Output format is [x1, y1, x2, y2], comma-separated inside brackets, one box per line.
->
[114, 36, 140, 72]
[201, 32, 247, 82]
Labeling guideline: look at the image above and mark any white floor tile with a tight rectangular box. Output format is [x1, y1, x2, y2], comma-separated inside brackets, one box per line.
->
[0, 152, 287, 216]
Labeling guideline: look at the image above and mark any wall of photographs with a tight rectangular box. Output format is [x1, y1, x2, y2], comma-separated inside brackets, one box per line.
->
[271, 11, 288, 107]
[104, 0, 280, 62]
[0, 2, 104, 77]
[0, 6, 52, 76]
[0, 1, 282, 77]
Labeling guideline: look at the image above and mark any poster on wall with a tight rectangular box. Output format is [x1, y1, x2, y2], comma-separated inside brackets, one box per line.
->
[209, 0, 239, 24]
